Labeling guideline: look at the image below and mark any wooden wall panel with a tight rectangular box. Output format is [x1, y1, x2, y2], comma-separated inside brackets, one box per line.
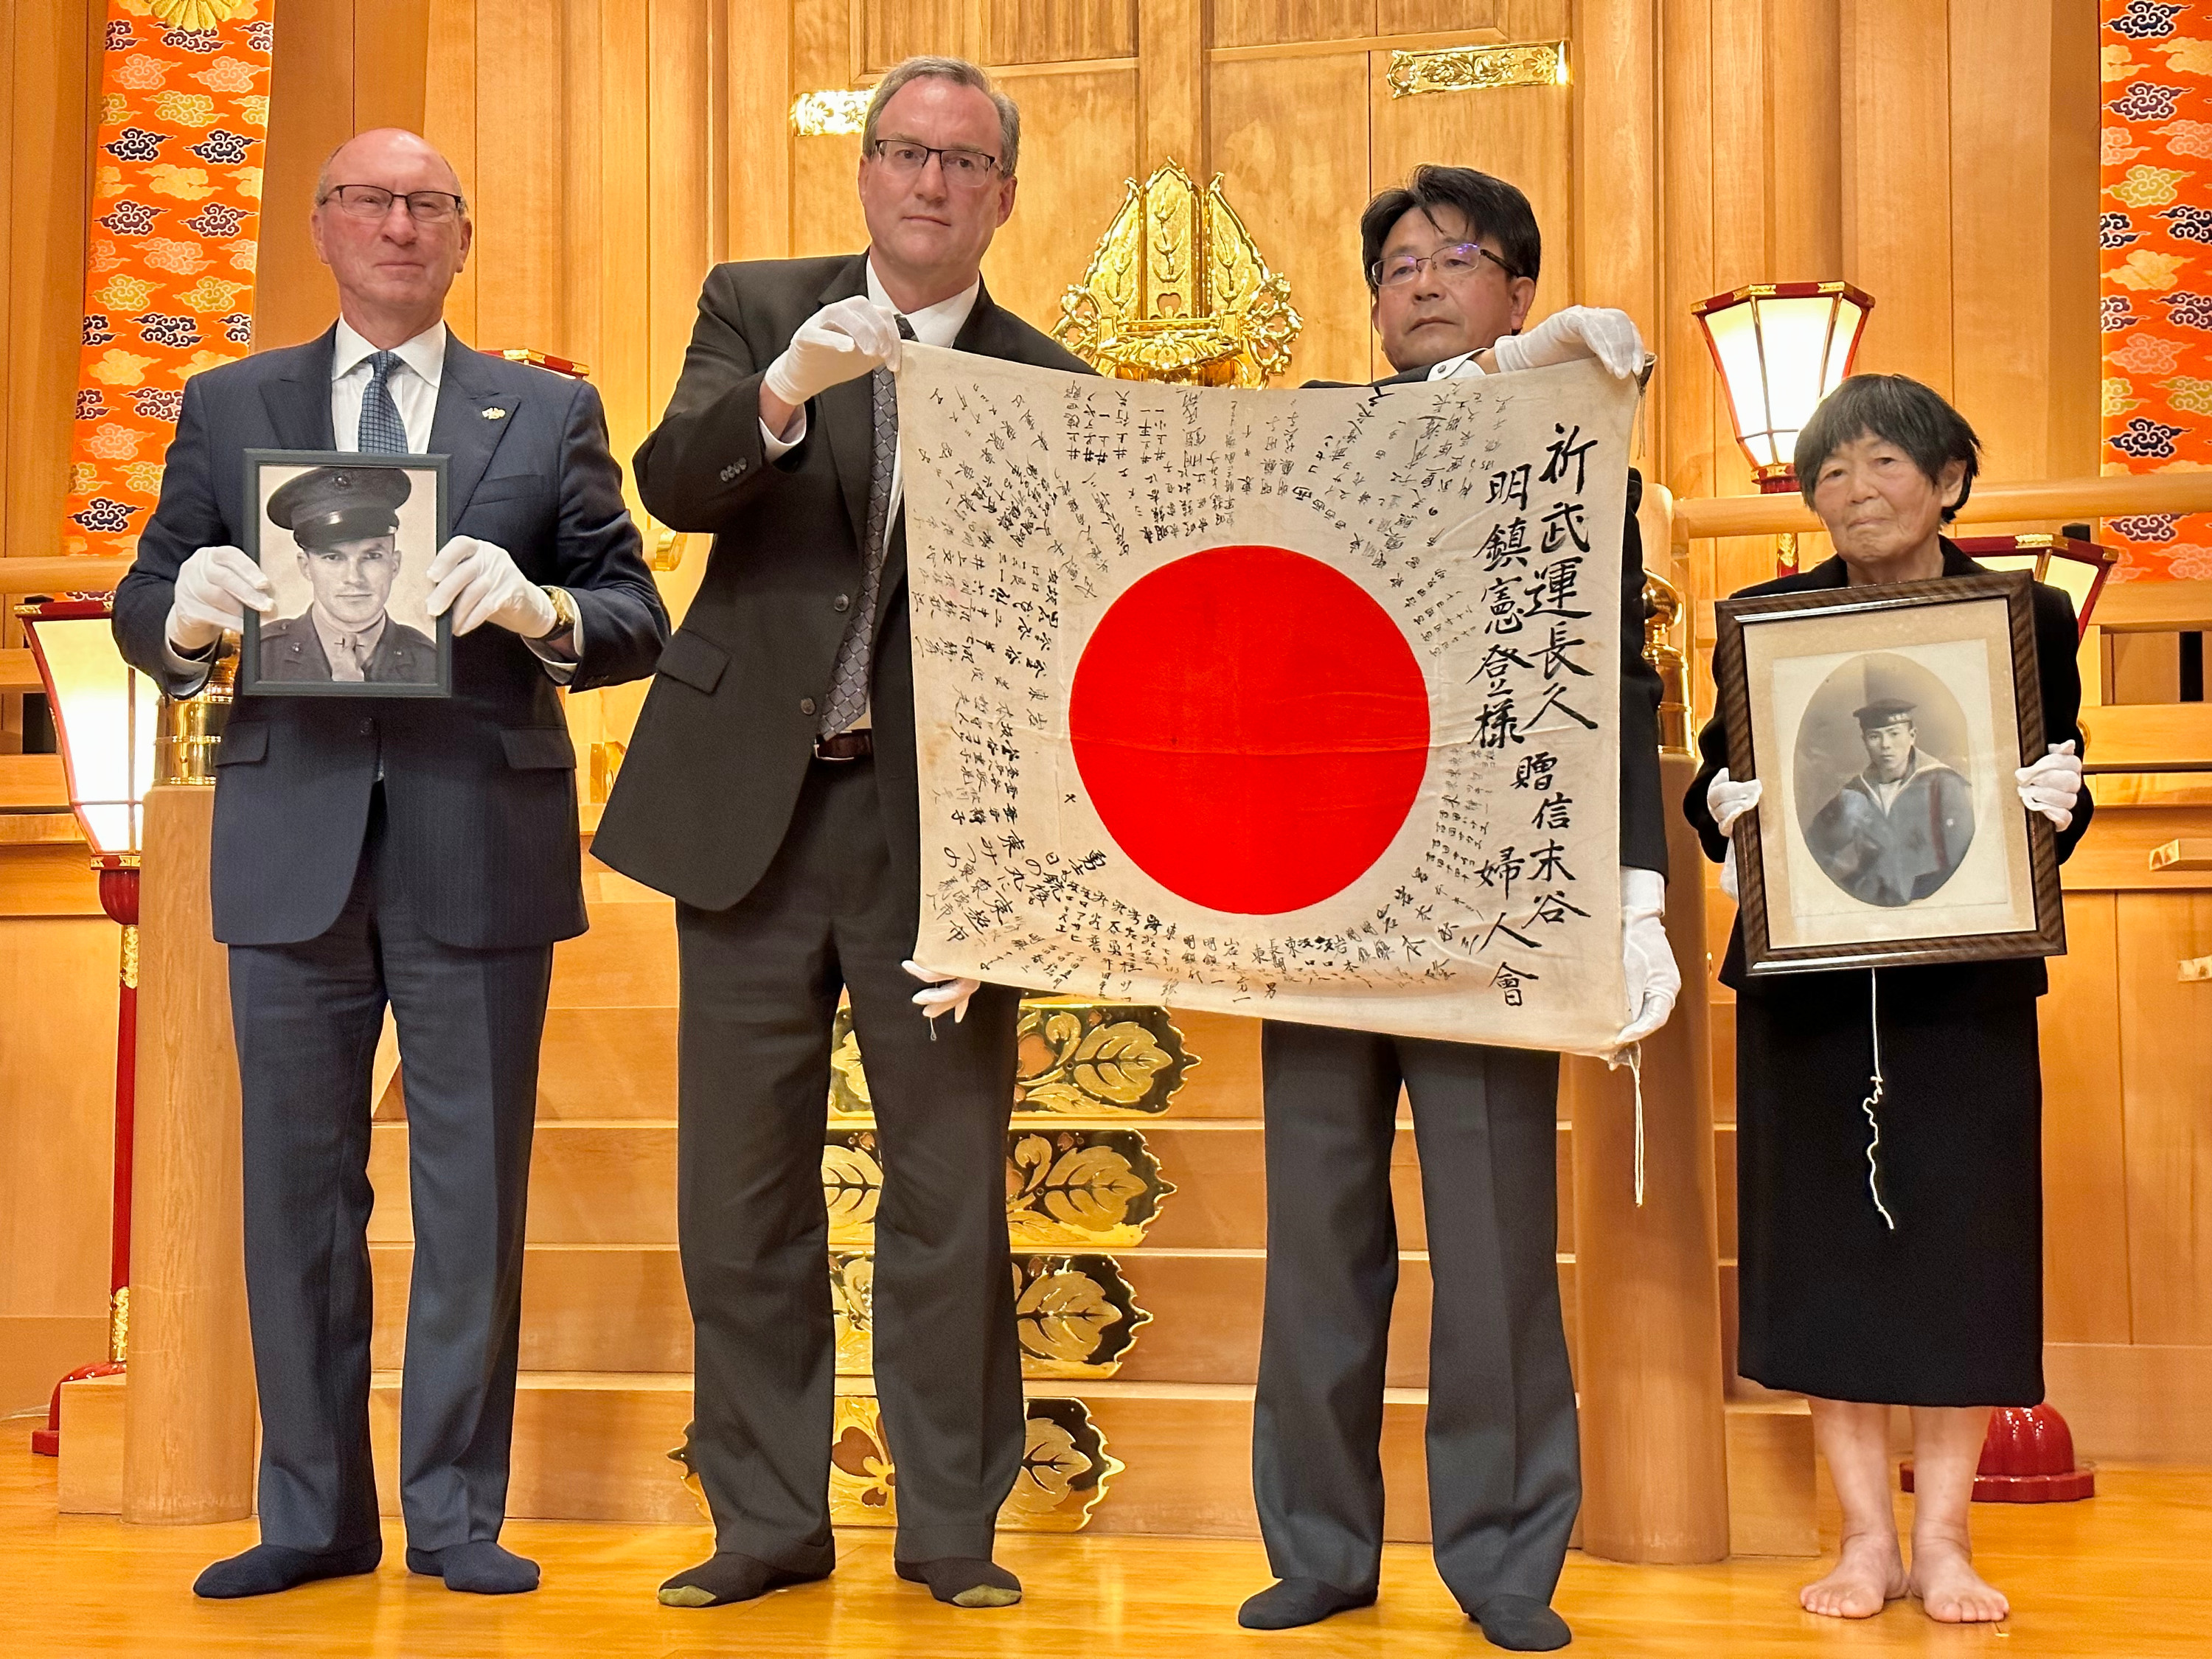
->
[1211, 0, 1374, 50]
[1211, 52, 1373, 385]
[978, 70, 1140, 342]
[1369, 72, 1575, 333]
[2039, 891, 2130, 1346]
[1839, 0, 1952, 391]
[423, 0, 479, 338]
[1, 1, 101, 576]
[2117, 891, 2212, 1346]
[470, 0, 569, 356]
[0, 914, 120, 1409]
[988, 0, 1137, 63]
[864, 0, 984, 72]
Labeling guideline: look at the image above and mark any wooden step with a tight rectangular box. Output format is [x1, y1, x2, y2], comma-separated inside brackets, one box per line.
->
[366, 1119, 1579, 1253]
[57, 1370, 1812, 1556]
[366, 1242, 1584, 1385]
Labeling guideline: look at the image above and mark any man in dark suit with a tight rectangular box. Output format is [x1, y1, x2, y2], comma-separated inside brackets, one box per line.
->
[593, 55, 1087, 1613]
[1239, 167, 1679, 1652]
[258, 465, 439, 684]
[114, 128, 667, 1600]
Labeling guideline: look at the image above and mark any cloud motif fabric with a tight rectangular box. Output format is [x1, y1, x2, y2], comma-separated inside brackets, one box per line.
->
[2104, 0, 2212, 580]
[60, 0, 273, 560]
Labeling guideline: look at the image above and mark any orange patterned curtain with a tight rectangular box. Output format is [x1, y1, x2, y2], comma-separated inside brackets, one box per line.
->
[60, 0, 276, 560]
[2102, 1, 2212, 582]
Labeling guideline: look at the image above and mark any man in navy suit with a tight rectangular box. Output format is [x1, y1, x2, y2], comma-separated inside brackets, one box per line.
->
[114, 128, 667, 1600]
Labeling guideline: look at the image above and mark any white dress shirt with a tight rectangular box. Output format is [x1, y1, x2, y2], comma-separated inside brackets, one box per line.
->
[332, 318, 444, 451]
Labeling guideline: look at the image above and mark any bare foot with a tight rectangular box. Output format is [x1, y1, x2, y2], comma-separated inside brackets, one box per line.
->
[1799, 1531, 1907, 1619]
[1910, 1540, 2009, 1624]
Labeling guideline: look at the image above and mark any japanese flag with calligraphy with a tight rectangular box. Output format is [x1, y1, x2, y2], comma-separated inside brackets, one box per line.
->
[900, 347, 1637, 1056]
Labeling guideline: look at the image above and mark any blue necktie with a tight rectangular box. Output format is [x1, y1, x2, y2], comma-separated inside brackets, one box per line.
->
[357, 351, 408, 453]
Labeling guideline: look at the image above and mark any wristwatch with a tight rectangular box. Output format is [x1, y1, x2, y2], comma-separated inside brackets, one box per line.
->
[537, 584, 579, 641]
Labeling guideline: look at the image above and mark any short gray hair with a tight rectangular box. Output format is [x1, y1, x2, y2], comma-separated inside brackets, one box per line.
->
[862, 56, 1020, 178]
[1795, 374, 1982, 523]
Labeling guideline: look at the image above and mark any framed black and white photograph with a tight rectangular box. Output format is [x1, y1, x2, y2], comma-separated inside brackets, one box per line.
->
[239, 449, 451, 698]
[1713, 571, 2065, 975]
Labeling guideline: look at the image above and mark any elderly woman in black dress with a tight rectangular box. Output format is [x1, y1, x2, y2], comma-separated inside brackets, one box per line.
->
[1685, 375, 2089, 1624]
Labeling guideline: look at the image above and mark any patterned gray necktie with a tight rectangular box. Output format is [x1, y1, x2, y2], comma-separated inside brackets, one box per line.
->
[357, 350, 409, 453]
[817, 313, 917, 738]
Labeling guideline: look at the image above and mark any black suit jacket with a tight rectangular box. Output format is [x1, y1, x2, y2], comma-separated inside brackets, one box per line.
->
[593, 255, 1092, 912]
[257, 613, 439, 684]
[114, 329, 669, 949]
[1683, 540, 2091, 1006]
[1312, 365, 1669, 876]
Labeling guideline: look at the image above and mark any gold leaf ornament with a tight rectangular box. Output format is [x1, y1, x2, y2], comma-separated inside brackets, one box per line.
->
[1070, 1022, 1172, 1104]
[1006, 1133, 1172, 1247]
[821, 1135, 883, 1241]
[150, 0, 251, 25]
[1017, 1263, 1117, 1363]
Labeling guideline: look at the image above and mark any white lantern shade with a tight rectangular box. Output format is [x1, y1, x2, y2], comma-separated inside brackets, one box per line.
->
[1692, 282, 1874, 487]
[16, 596, 156, 856]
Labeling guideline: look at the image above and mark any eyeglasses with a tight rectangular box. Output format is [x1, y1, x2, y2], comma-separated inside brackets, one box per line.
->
[1371, 242, 1520, 290]
[866, 139, 1003, 189]
[321, 185, 468, 224]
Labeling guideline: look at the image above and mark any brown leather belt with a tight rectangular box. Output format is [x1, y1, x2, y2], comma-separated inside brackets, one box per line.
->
[813, 729, 873, 762]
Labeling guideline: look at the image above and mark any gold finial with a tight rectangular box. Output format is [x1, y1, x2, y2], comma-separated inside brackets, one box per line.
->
[1055, 161, 1302, 385]
[1643, 571, 1691, 755]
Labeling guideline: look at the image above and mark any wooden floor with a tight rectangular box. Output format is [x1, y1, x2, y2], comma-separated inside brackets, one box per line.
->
[5, 1430, 2208, 1658]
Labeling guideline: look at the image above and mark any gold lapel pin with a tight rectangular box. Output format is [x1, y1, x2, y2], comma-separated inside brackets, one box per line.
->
[482, 406, 507, 420]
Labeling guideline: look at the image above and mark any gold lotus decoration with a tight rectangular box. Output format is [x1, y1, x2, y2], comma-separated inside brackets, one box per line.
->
[1055, 160, 1301, 386]
[830, 998, 1197, 1119]
[821, 1127, 1173, 1250]
[832, 1250, 1151, 1379]
[149, 0, 251, 27]
[817, 1394, 1122, 1531]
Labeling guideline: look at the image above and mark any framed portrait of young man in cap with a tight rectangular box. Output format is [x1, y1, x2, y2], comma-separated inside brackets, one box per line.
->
[1712, 570, 2066, 974]
[240, 450, 451, 697]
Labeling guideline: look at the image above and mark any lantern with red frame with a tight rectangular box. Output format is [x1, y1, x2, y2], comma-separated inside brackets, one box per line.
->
[15, 591, 155, 1454]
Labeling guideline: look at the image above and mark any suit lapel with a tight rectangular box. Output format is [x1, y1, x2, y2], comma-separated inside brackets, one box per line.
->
[428, 333, 521, 521]
[260, 328, 338, 450]
[815, 255, 874, 555]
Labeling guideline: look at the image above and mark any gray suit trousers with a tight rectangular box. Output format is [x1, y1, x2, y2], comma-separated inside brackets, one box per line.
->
[1254, 1021, 1578, 1610]
[227, 793, 551, 1553]
[672, 757, 1023, 1571]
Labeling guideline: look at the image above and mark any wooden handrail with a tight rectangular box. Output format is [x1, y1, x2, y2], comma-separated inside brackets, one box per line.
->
[1, 557, 134, 594]
[1672, 473, 2212, 547]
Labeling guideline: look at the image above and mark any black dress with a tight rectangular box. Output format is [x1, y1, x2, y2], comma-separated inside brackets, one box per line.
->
[1683, 543, 2092, 1406]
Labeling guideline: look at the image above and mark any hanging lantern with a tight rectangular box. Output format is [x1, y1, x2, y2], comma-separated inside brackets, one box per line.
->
[1691, 282, 1875, 494]
[1952, 532, 2118, 638]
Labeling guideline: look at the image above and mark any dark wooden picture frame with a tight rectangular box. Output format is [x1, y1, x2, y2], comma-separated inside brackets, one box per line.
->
[1712, 571, 2065, 975]
[238, 449, 452, 699]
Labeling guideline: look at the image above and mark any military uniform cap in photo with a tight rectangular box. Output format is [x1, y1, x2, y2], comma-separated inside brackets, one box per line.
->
[1854, 698, 1916, 727]
[268, 465, 411, 549]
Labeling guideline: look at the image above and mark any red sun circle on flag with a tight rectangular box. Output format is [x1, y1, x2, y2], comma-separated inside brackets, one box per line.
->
[1068, 545, 1431, 916]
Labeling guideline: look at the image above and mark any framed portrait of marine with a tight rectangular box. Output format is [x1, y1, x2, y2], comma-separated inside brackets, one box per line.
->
[238, 450, 451, 698]
[1712, 570, 2066, 975]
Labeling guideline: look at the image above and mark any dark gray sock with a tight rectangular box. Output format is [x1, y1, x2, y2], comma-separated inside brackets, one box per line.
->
[1237, 1577, 1376, 1629]
[658, 1552, 830, 1608]
[405, 1540, 539, 1595]
[894, 1556, 1023, 1608]
[192, 1541, 381, 1599]
[1472, 1594, 1572, 1651]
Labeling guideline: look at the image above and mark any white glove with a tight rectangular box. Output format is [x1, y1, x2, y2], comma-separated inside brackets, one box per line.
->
[2017, 740, 2084, 831]
[1706, 767, 1763, 836]
[1490, 305, 1647, 379]
[1613, 867, 1680, 1050]
[165, 543, 272, 653]
[425, 536, 558, 639]
[902, 959, 979, 1026]
[763, 296, 904, 408]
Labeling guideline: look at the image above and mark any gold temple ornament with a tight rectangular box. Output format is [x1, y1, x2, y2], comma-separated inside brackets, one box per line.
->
[790, 89, 871, 136]
[832, 1251, 1152, 1380]
[821, 1127, 1174, 1251]
[810, 1395, 1124, 1532]
[1054, 160, 1301, 386]
[830, 998, 1199, 1120]
[1386, 40, 1571, 98]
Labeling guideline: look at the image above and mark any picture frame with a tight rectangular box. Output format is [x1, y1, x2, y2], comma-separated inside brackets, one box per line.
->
[1712, 570, 2065, 975]
[238, 449, 452, 699]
